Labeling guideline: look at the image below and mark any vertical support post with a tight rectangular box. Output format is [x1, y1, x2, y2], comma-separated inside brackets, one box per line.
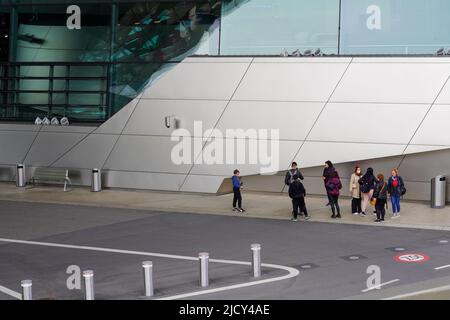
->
[251, 244, 261, 278]
[199, 252, 209, 287]
[142, 261, 154, 297]
[83, 270, 95, 300]
[21, 280, 32, 300]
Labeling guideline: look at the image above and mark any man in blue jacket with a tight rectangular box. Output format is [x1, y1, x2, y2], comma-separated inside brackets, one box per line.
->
[232, 169, 245, 213]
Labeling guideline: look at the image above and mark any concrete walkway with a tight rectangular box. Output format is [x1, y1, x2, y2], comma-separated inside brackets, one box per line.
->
[1, 182, 450, 231]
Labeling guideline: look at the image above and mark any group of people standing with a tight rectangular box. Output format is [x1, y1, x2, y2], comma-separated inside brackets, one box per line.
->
[283, 161, 406, 223]
[347, 165, 406, 222]
[232, 161, 407, 223]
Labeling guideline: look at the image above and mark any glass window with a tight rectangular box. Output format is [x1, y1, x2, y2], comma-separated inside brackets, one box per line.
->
[340, 0, 450, 54]
[220, 0, 340, 55]
[16, 4, 111, 62]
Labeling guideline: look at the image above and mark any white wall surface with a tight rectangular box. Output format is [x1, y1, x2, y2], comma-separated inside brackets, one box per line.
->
[1, 56, 450, 200]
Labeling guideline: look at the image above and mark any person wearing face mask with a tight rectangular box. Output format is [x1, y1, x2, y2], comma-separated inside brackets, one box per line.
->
[349, 166, 362, 215]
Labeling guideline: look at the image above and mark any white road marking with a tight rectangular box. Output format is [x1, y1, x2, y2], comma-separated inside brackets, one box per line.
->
[0, 285, 22, 300]
[361, 279, 400, 293]
[434, 265, 450, 270]
[383, 284, 450, 300]
[0, 238, 299, 300]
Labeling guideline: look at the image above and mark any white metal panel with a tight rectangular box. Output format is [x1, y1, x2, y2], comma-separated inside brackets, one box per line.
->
[24, 132, 87, 167]
[297, 142, 406, 168]
[143, 61, 251, 100]
[309, 103, 429, 144]
[189, 139, 303, 176]
[233, 61, 349, 102]
[180, 174, 227, 193]
[103, 135, 202, 174]
[94, 97, 141, 135]
[0, 131, 39, 165]
[216, 101, 324, 140]
[123, 99, 227, 137]
[104, 170, 185, 191]
[53, 134, 118, 169]
[332, 61, 450, 104]
[410, 105, 450, 146]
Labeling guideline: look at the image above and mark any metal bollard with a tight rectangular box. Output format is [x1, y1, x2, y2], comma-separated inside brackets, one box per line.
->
[199, 252, 209, 287]
[21, 280, 32, 300]
[83, 270, 95, 300]
[251, 244, 261, 278]
[142, 261, 154, 297]
[16, 164, 26, 188]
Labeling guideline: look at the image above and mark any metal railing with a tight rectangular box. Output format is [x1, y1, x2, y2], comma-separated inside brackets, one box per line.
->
[0, 61, 112, 123]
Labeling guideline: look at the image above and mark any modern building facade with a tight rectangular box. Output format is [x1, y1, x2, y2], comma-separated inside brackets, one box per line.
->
[1, 0, 450, 201]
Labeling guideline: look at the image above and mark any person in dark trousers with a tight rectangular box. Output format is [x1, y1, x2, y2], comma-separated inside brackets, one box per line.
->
[387, 169, 405, 218]
[322, 160, 338, 207]
[349, 166, 362, 215]
[373, 173, 388, 223]
[326, 170, 342, 219]
[358, 167, 376, 216]
[288, 174, 310, 222]
[285, 162, 304, 186]
[232, 169, 245, 213]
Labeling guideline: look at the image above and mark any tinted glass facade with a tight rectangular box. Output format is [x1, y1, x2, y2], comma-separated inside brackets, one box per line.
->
[1, 0, 450, 123]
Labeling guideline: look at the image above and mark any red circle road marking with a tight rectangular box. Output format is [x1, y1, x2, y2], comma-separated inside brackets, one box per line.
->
[394, 253, 430, 263]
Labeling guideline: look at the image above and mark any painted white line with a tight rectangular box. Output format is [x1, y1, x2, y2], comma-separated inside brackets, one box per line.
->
[361, 279, 400, 293]
[0, 285, 22, 300]
[383, 284, 450, 300]
[434, 265, 450, 270]
[0, 238, 299, 300]
[157, 262, 299, 300]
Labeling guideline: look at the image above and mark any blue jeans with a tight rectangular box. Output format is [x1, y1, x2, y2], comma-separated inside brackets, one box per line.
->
[391, 195, 401, 214]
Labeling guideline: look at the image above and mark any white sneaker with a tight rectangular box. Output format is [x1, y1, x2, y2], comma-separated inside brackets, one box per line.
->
[291, 218, 298, 222]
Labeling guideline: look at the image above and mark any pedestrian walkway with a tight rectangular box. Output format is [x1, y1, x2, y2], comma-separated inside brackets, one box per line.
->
[1, 182, 450, 231]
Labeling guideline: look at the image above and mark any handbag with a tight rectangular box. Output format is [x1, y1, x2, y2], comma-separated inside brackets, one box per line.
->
[370, 198, 377, 206]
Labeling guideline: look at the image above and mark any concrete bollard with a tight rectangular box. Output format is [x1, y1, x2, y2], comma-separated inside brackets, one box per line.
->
[83, 270, 95, 300]
[142, 261, 154, 297]
[251, 244, 261, 278]
[21, 280, 32, 300]
[199, 252, 209, 287]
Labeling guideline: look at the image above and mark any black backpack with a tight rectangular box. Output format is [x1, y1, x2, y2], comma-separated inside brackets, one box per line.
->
[359, 176, 371, 193]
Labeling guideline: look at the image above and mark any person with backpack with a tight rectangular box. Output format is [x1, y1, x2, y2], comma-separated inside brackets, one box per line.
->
[232, 169, 245, 213]
[387, 169, 405, 218]
[373, 173, 388, 223]
[322, 160, 337, 207]
[326, 170, 342, 219]
[288, 174, 310, 222]
[285, 162, 304, 186]
[349, 166, 362, 215]
[358, 167, 376, 216]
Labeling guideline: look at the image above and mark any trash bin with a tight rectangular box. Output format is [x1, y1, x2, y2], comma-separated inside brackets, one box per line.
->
[91, 168, 101, 192]
[16, 164, 26, 187]
[431, 175, 446, 208]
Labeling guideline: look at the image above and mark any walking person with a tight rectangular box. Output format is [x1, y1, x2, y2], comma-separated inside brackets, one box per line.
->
[288, 174, 310, 222]
[373, 174, 388, 223]
[285, 162, 304, 186]
[387, 169, 406, 218]
[358, 167, 376, 216]
[349, 166, 362, 215]
[322, 160, 337, 207]
[232, 169, 245, 213]
[326, 171, 342, 219]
